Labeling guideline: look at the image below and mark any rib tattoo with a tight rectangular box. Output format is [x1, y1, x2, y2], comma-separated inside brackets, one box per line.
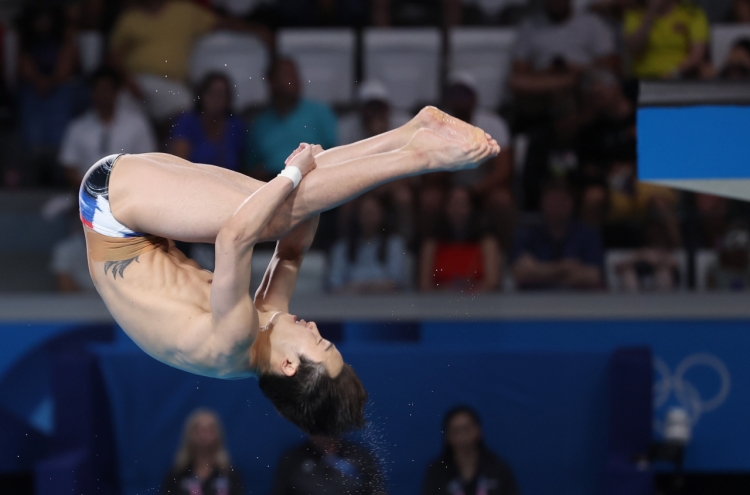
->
[104, 257, 139, 280]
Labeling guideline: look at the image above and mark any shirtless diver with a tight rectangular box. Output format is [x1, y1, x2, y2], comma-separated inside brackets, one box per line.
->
[80, 107, 500, 436]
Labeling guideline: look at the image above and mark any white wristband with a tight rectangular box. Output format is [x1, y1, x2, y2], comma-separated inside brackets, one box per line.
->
[278, 166, 302, 188]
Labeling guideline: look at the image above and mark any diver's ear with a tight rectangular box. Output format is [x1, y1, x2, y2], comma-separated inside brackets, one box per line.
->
[281, 356, 299, 377]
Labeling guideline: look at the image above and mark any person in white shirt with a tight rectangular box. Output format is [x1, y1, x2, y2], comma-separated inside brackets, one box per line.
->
[509, 0, 616, 124]
[58, 68, 157, 189]
[338, 80, 412, 146]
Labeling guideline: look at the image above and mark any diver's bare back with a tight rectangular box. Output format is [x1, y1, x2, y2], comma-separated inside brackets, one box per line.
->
[85, 231, 240, 377]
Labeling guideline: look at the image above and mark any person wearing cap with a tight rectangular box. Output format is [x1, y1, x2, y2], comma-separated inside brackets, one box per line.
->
[444, 71, 515, 251]
[338, 80, 415, 244]
[338, 80, 412, 145]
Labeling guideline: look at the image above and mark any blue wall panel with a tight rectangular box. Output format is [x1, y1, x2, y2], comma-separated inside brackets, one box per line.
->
[638, 106, 750, 180]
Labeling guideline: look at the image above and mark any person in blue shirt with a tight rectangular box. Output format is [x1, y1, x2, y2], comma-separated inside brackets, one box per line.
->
[511, 179, 603, 290]
[172, 72, 245, 171]
[247, 57, 337, 180]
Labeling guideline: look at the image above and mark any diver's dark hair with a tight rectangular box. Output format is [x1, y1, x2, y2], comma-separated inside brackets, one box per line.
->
[258, 357, 368, 436]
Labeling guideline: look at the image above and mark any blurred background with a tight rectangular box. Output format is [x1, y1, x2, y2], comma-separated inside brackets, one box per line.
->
[1, 0, 750, 494]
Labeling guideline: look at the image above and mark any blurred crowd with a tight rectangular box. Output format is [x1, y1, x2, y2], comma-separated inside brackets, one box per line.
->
[0, 0, 748, 293]
[163, 405, 517, 495]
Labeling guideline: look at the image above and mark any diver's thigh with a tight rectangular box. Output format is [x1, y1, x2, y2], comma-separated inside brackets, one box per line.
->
[108, 154, 255, 243]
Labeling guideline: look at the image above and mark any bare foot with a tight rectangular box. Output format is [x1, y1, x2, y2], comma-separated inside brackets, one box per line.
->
[405, 128, 494, 172]
[413, 106, 501, 155]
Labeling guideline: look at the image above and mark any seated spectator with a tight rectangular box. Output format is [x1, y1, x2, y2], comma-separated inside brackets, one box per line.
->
[509, 0, 616, 126]
[623, 0, 709, 79]
[328, 193, 409, 293]
[338, 80, 415, 243]
[59, 68, 156, 189]
[109, 0, 269, 120]
[422, 406, 519, 495]
[338, 80, 411, 145]
[445, 72, 512, 198]
[576, 70, 636, 229]
[17, 5, 79, 173]
[419, 186, 501, 293]
[614, 199, 683, 292]
[684, 193, 731, 251]
[161, 408, 243, 495]
[444, 71, 516, 250]
[719, 39, 750, 79]
[707, 224, 750, 290]
[171, 72, 244, 171]
[521, 98, 582, 211]
[727, 0, 750, 23]
[247, 57, 337, 180]
[272, 435, 386, 495]
[512, 180, 603, 290]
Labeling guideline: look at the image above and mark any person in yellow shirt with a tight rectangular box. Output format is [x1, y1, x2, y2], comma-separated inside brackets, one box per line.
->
[109, 0, 269, 120]
[623, 0, 709, 79]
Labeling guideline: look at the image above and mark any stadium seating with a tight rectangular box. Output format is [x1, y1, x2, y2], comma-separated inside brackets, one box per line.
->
[189, 31, 270, 111]
[363, 28, 441, 110]
[278, 29, 356, 106]
[449, 28, 517, 109]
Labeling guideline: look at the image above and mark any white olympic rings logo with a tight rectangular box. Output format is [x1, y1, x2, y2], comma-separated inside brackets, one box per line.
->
[653, 353, 731, 431]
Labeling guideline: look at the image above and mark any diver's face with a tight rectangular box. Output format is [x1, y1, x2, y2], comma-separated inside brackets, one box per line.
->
[269, 313, 344, 378]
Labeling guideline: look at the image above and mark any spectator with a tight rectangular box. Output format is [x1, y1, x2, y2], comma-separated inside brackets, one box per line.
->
[445, 72, 512, 198]
[17, 5, 79, 174]
[707, 223, 750, 290]
[161, 408, 244, 495]
[338, 80, 411, 145]
[419, 186, 501, 293]
[59, 68, 156, 189]
[422, 406, 519, 495]
[684, 193, 731, 250]
[328, 193, 410, 293]
[509, 0, 616, 125]
[576, 69, 636, 229]
[606, 162, 679, 247]
[337, 80, 415, 243]
[623, 0, 710, 79]
[444, 71, 516, 250]
[727, 0, 750, 23]
[719, 39, 750, 79]
[512, 180, 603, 290]
[521, 98, 582, 212]
[271, 435, 386, 495]
[109, 0, 269, 120]
[171, 72, 245, 171]
[247, 57, 337, 180]
[614, 199, 683, 292]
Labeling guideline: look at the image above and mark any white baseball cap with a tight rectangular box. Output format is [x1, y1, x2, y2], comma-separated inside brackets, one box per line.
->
[357, 80, 390, 104]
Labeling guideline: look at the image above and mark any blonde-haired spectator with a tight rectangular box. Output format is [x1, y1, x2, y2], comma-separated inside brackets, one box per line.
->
[161, 408, 244, 495]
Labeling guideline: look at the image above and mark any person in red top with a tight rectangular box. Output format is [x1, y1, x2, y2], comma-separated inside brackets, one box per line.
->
[419, 186, 501, 293]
